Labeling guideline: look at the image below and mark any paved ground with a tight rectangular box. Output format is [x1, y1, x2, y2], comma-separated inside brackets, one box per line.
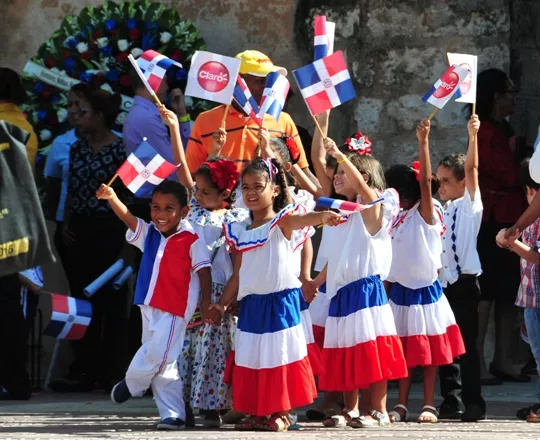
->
[0, 381, 538, 439]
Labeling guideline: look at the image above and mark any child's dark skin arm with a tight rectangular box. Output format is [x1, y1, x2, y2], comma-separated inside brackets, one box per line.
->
[465, 115, 480, 198]
[300, 238, 317, 302]
[416, 119, 436, 225]
[209, 252, 242, 316]
[312, 263, 327, 289]
[197, 267, 215, 322]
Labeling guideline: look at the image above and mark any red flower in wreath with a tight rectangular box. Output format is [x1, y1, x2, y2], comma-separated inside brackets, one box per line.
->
[120, 74, 131, 87]
[116, 52, 129, 63]
[345, 132, 372, 155]
[45, 56, 56, 68]
[128, 28, 141, 41]
[204, 159, 240, 192]
[171, 49, 184, 62]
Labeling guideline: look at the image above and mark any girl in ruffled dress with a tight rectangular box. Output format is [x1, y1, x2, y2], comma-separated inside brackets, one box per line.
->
[384, 119, 465, 424]
[317, 137, 408, 428]
[210, 157, 341, 432]
[181, 158, 248, 427]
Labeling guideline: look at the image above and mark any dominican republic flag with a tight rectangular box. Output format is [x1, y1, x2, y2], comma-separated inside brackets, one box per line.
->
[422, 64, 470, 109]
[293, 51, 356, 116]
[43, 293, 92, 340]
[234, 75, 263, 126]
[136, 50, 182, 93]
[314, 15, 335, 61]
[117, 141, 177, 198]
[316, 196, 384, 214]
[257, 72, 290, 121]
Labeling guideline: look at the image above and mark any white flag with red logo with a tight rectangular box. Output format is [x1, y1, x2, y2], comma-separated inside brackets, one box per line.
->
[422, 64, 470, 109]
[447, 53, 478, 104]
[185, 51, 241, 105]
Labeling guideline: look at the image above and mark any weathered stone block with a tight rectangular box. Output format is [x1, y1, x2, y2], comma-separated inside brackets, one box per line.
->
[353, 97, 385, 133]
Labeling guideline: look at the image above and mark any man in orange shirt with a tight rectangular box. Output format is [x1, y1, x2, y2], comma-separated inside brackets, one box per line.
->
[186, 50, 314, 177]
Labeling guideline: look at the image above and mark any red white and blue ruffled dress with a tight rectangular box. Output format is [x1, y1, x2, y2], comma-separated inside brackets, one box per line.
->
[320, 189, 408, 391]
[223, 204, 318, 416]
[386, 201, 465, 368]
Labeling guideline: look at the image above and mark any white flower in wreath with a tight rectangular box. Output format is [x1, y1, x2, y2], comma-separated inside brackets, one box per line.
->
[116, 111, 128, 125]
[76, 42, 89, 54]
[57, 108, 69, 123]
[96, 37, 109, 48]
[40, 129, 52, 142]
[131, 47, 143, 58]
[100, 83, 114, 93]
[160, 32, 172, 44]
[50, 67, 61, 73]
[117, 39, 129, 52]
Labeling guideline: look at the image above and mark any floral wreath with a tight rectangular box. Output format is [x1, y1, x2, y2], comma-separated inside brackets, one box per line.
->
[203, 159, 240, 193]
[20, 0, 213, 156]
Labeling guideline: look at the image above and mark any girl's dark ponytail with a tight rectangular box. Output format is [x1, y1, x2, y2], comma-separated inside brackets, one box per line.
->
[272, 158, 292, 212]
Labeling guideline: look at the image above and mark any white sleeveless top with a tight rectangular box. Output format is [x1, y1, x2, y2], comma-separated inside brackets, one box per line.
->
[325, 189, 400, 300]
[386, 199, 444, 289]
[224, 204, 310, 301]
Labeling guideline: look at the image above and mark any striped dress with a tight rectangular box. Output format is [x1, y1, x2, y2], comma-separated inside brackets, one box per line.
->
[223, 204, 318, 416]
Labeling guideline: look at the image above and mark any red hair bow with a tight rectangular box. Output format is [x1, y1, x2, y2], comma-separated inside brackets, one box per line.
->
[203, 159, 240, 193]
[345, 132, 372, 155]
[284, 136, 301, 164]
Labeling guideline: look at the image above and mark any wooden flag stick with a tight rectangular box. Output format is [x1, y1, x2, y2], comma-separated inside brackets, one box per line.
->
[107, 173, 118, 187]
[221, 104, 230, 129]
[312, 115, 326, 139]
[427, 107, 439, 121]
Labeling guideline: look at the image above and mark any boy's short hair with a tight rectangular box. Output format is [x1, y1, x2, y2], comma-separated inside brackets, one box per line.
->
[520, 157, 540, 190]
[438, 153, 466, 181]
[153, 180, 189, 207]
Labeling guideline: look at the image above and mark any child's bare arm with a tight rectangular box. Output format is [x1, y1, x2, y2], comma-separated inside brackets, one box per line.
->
[465, 114, 480, 198]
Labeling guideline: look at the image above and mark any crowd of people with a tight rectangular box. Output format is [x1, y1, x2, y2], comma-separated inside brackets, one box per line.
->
[1, 48, 540, 431]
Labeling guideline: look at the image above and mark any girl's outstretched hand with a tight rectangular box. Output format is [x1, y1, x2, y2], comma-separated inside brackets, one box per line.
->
[208, 302, 226, 317]
[96, 183, 115, 200]
[321, 210, 342, 226]
[323, 137, 342, 158]
[416, 119, 431, 142]
[468, 114, 480, 137]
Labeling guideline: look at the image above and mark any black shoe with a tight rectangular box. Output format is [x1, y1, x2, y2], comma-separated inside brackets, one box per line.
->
[489, 364, 531, 383]
[185, 405, 195, 428]
[157, 418, 185, 430]
[438, 404, 464, 420]
[521, 358, 538, 376]
[480, 376, 502, 386]
[516, 403, 540, 420]
[48, 379, 94, 392]
[110, 379, 131, 404]
[0, 389, 31, 400]
[461, 404, 486, 422]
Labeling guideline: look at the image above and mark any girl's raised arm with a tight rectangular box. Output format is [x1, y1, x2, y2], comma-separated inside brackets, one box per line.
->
[416, 119, 435, 224]
[311, 111, 333, 196]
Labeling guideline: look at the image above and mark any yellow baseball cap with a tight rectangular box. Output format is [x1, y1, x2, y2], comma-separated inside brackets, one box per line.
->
[235, 50, 288, 77]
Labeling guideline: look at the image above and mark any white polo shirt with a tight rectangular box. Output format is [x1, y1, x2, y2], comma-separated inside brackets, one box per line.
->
[440, 187, 483, 287]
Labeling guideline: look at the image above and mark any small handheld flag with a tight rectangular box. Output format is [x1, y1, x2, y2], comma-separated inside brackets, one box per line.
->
[422, 64, 470, 110]
[314, 15, 335, 61]
[135, 50, 182, 93]
[316, 197, 384, 214]
[257, 72, 290, 121]
[43, 294, 92, 340]
[233, 75, 263, 126]
[117, 141, 177, 198]
[293, 51, 356, 116]
[447, 53, 478, 104]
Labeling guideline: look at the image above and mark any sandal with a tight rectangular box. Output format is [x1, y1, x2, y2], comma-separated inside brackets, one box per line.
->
[417, 405, 439, 424]
[388, 404, 409, 422]
[255, 415, 290, 432]
[349, 410, 392, 428]
[323, 409, 359, 427]
[235, 415, 261, 430]
[527, 410, 540, 423]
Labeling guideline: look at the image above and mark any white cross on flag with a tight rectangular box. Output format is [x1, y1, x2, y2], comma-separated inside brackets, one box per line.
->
[117, 141, 177, 198]
[293, 51, 356, 115]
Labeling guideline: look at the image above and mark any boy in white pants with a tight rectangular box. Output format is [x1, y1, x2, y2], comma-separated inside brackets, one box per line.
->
[96, 180, 212, 430]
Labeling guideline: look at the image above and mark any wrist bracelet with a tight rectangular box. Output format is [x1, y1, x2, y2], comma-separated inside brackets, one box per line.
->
[178, 114, 191, 123]
[337, 156, 347, 164]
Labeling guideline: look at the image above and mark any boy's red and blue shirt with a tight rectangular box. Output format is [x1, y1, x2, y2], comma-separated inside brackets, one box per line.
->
[127, 218, 211, 318]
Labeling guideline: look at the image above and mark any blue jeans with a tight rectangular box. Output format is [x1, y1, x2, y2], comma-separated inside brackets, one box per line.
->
[524, 307, 540, 401]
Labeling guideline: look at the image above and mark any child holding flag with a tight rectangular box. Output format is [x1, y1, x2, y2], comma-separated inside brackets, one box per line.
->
[384, 119, 465, 424]
[181, 157, 248, 427]
[209, 158, 341, 432]
[96, 180, 212, 431]
[316, 137, 407, 429]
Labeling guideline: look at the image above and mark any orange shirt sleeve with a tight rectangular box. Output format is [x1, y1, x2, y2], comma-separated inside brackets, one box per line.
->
[185, 115, 208, 173]
[282, 113, 309, 169]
